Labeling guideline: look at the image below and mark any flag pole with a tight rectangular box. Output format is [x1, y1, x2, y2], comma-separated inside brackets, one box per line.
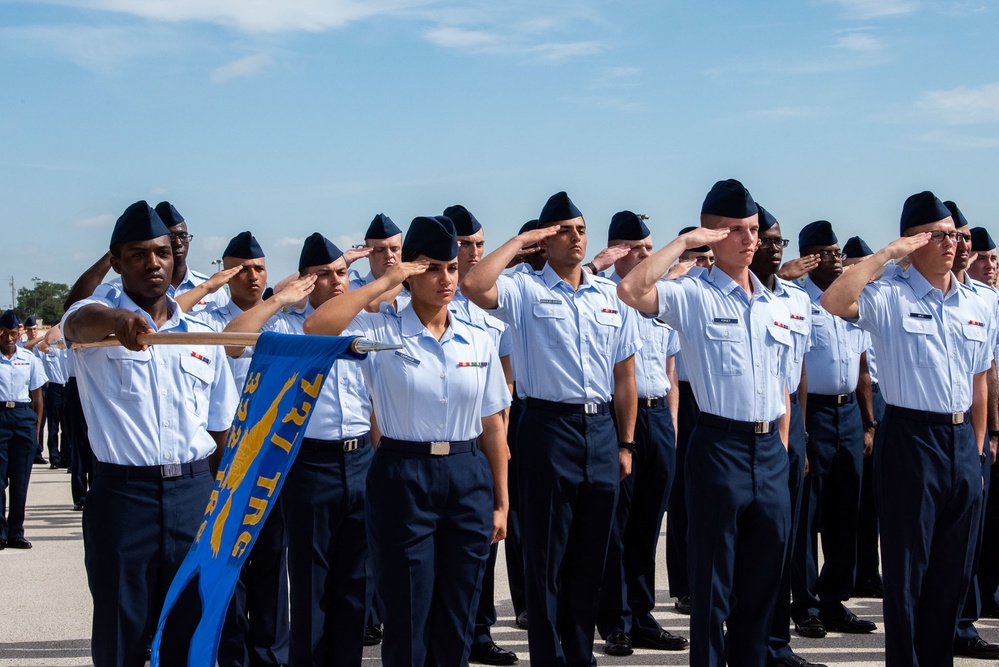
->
[68, 332, 402, 352]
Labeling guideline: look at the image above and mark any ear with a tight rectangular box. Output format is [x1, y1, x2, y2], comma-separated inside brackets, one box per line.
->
[109, 254, 123, 276]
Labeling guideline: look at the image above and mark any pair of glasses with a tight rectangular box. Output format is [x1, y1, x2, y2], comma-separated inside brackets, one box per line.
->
[927, 231, 964, 244]
[170, 233, 194, 243]
[757, 238, 790, 249]
[817, 250, 846, 261]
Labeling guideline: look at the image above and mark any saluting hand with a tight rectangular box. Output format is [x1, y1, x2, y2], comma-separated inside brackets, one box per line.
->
[505, 247, 543, 269]
[114, 311, 154, 352]
[343, 246, 373, 267]
[778, 254, 820, 281]
[516, 225, 560, 248]
[884, 233, 931, 261]
[274, 274, 317, 307]
[200, 265, 244, 293]
[385, 260, 430, 285]
[590, 245, 631, 272]
[682, 226, 729, 249]
[665, 258, 696, 280]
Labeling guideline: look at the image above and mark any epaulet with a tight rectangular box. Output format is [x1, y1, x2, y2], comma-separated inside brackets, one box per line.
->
[778, 277, 807, 294]
[450, 311, 489, 335]
[588, 273, 616, 287]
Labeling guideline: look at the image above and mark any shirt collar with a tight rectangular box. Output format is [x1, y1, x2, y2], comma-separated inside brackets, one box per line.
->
[541, 262, 598, 293]
[115, 291, 186, 332]
[803, 275, 824, 302]
[902, 265, 961, 302]
[400, 304, 469, 344]
[704, 265, 772, 304]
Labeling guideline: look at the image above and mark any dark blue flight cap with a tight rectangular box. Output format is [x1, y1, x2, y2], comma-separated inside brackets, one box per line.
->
[539, 192, 583, 225]
[0, 310, 21, 330]
[519, 219, 539, 235]
[679, 226, 709, 253]
[223, 231, 265, 259]
[443, 205, 482, 236]
[110, 200, 171, 250]
[608, 211, 650, 243]
[299, 233, 344, 272]
[154, 201, 185, 228]
[23, 316, 36, 327]
[900, 191, 951, 234]
[365, 213, 402, 240]
[943, 201, 969, 228]
[756, 204, 778, 232]
[798, 220, 838, 250]
[843, 236, 873, 258]
[701, 179, 756, 218]
[404, 216, 459, 261]
[971, 227, 996, 252]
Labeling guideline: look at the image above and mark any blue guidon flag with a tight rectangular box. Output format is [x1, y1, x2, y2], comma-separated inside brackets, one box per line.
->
[151, 332, 364, 666]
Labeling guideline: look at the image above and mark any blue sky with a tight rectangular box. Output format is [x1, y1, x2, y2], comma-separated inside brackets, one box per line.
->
[2, 0, 998, 308]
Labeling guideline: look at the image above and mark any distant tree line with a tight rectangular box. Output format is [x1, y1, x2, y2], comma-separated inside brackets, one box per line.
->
[15, 280, 70, 327]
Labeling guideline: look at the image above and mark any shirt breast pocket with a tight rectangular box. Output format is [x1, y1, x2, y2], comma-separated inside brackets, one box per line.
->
[959, 322, 988, 374]
[179, 354, 214, 417]
[900, 316, 936, 367]
[593, 310, 622, 347]
[104, 346, 152, 402]
[788, 319, 809, 363]
[766, 323, 793, 378]
[704, 322, 746, 376]
[649, 318, 671, 352]
[810, 317, 832, 350]
[533, 303, 569, 347]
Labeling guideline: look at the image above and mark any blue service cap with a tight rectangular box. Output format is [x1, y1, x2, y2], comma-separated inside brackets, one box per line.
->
[299, 233, 344, 272]
[679, 226, 709, 253]
[223, 231, 264, 260]
[539, 191, 583, 225]
[971, 227, 996, 252]
[900, 191, 951, 234]
[154, 201, 185, 228]
[798, 220, 838, 250]
[0, 309, 21, 330]
[943, 201, 969, 228]
[701, 179, 756, 219]
[443, 205, 482, 236]
[23, 316, 36, 327]
[608, 211, 650, 243]
[110, 200, 171, 250]
[404, 216, 459, 261]
[843, 236, 873, 258]
[365, 213, 401, 240]
[519, 219, 539, 235]
[756, 204, 778, 232]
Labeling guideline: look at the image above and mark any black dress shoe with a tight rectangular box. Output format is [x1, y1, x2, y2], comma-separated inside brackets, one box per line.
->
[34, 456, 47, 465]
[363, 624, 382, 646]
[603, 632, 633, 657]
[515, 610, 529, 629]
[674, 595, 691, 615]
[49, 462, 59, 469]
[72, 502, 84, 511]
[469, 641, 518, 665]
[982, 606, 999, 619]
[5, 537, 32, 549]
[769, 652, 828, 667]
[794, 616, 827, 639]
[954, 635, 999, 659]
[0, 538, 6, 550]
[852, 581, 883, 598]
[819, 611, 876, 634]
[632, 628, 689, 650]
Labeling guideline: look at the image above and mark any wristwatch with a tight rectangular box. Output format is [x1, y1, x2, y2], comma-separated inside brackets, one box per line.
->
[863, 420, 879, 430]
[584, 261, 599, 274]
[619, 441, 637, 453]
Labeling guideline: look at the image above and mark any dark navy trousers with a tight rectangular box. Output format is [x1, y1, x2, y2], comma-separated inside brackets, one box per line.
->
[792, 398, 863, 620]
[666, 381, 699, 602]
[956, 448, 990, 641]
[44, 383, 68, 466]
[518, 404, 618, 667]
[875, 407, 982, 667]
[84, 466, 212, 667]
[979, 459, 999, 613]
[597, 401, 676, 638]
[855, 383, 886, 591]
[219, 495, 290, 667]
[768, 393, 807, 661]
[504, 393, 527, 618]
[367, 445, 493, 667]
[686, 419, 790, 667]
[0, 405, 37, 541]
[65, 378, 93, 506]
[284, 438, 372, 667]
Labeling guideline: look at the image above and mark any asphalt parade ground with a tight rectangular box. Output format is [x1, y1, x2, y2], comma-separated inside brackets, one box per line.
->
[2, 466, 997, 666]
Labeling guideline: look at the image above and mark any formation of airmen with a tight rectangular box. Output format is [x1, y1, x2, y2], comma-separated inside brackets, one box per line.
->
[1, 180, 998, 667]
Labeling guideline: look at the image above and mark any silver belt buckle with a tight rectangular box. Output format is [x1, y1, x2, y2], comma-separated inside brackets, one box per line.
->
[952, 412, 965, 425]
[342, 438, 358, 452]
[4, 401, 14, 409]
[430, 441, 451, 456]
[837, 394, 848, 404]
[161, 462, 182, 478]
[754, 421, 770, 434]
[584, 403, 598, 415]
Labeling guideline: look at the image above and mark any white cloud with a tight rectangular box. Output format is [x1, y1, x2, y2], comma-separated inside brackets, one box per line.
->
[920, 83, 999, 124]
[274, 236, 307, 248]
[211, 53, 273, 83]
[824, 0, 919, 19]
[424, 26, 500, 49]
[201, 235, 229, 252]
[835, 32, 884, 52]
[0, 24, 176, 73]
[75, 213, 116, 228]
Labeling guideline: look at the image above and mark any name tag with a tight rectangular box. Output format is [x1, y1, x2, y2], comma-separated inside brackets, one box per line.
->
[713, 317, 738, 324]
[909, 312, 932, 320]
[539, 298, 562, 305]
[394, 351, 421, 366]
[811, 308, 822, 315]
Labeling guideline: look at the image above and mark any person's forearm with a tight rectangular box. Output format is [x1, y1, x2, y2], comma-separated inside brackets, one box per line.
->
[64, 252, 113, 310]
[667, 358, 679, 431]
[463, 237, 525, 309]
[175, 283, 214, 313]
[613, 358, 637, 443]
[209, 430, 228, 475]
[988, 362, 998, 432]
[617, 237, 687, 314]
[821, 249, 890, 318]
[798, 366, 808, 416]
[63, 304, 129, 343]
[479, 413, 509, 513]
[857, 353, 874, 424]
[779, 390, 790, 450]
[32, 389, 43, 433]
[974, 371, 988, 455]
[304, 274, 399, 336]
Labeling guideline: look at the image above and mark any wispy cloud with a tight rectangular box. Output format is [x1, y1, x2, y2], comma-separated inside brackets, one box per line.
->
[211, 53, 273, 83]
[423, 26, 605, 62]
[75, 213, 116, 228]
[823, 0, 919, 19]
[920, 82, 999, 124]
[0, 23, 178, 73]
[590, 67, 641, 89]
[916, 129, 999, 148]
[835, 31, 884, 53]
[274, 236, 307, 248]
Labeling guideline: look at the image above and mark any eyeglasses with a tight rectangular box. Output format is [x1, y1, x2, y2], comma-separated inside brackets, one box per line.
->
[928, 231, 964, 244]
[170, 233, 194, 243]
[757, 238, 790, 249]
[817, 250, 846, 261]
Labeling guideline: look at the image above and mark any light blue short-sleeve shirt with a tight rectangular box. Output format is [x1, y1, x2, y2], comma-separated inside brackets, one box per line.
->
[803, 276, 870, 395]
[0, 346, 47, 401]
[773, 278, 811, 394]
[609, 271, 678, 398]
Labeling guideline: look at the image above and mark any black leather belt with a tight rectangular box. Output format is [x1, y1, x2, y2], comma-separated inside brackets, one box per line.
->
[638, 396, 668, 409]
[885, 405, 970, 425]
[1, 401, 31, 409]
[698, 412, 777, 435]
[94, 458, 210, 480]
[526, 397, 611, 415]
[790, 391, 799, 405]
[808, 391, 856, 406]
[300, 434, 371, 453]
[872, 382, 880, 394]
[379, 437, 476, 456]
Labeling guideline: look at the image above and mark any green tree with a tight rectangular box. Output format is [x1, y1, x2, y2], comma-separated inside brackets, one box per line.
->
[15, 280, 70, 327]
